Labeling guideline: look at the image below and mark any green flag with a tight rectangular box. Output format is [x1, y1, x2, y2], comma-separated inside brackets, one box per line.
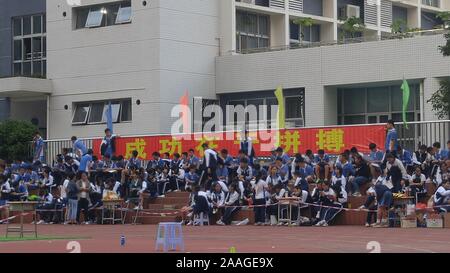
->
[401, 79, 410, 129]
[274, 86, 285, 148]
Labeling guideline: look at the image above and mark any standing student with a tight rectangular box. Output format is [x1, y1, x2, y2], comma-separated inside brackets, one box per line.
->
[201, 143, 218, 183]
[385, 153, 408, 193]
[79, 149, 94, 174]
[71, 136, 88, 160]
[65, 173, 79, 225]
[76, 172, 91, 224]
[33, 131, 45, 163]
[100, 128, 117, 158]
[240, 130, 255, 166]
[251, 173, 268, 226]
[266, 165, 282, 187]
[385, 120, 398, 156]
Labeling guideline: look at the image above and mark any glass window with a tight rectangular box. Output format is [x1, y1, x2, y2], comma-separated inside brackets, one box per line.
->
[32, 37, 42, 59]
[116, 6, 132, 24]
[106, 4, 120, 26]
[247, 99, 264, 121]
[33, 61, 42, 76]
[392, 112, 415, 122]
[391, 85, 414, 112]
[286, 97, 303, 119]
[14, 40, 22, 61]
[85, 9, 104, 28]
[266, 97, 278, 122]
[22, 61, 31, 76]
[13, 18, 22, 36]
[343, 88, 365, 114]
[23, 38, 32, 60]
[23, 16, 31, 35]
[121, 99, 132, 122]
[102, 103, 121, 123]
[368, 116, 377, 124]
[76, 8, 89, 29]
[72, 104, 90, 124]
[43, 14, 46, 33]
[13, 63, 21, 76]
[245, 14, 258, 34]
[33, 15, 42, 34]
[88, 102, 105, 123]
[42, 37, 46, 58]
[259, 38, 269, 48]
[344, 115, 366, 125]
[258, 15, 269, 36]
[367, 87, 389, 113]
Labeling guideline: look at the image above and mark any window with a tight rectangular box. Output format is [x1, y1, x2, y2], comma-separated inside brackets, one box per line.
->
[236, 10, 270, 52]
[72, 99, 132, 125]
[12, 14, 46, 77]
[85, 9, 104, 28]
[75, 1, 132, 29]
[72, 104, 90, 124]
[338, 83, 421, 125]
[116, 5, 132, 24]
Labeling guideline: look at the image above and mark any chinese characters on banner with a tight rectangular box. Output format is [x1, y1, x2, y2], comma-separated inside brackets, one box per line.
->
[93, 125, 386, 160]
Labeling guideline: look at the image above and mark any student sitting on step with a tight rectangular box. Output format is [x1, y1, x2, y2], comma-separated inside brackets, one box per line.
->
[434, 179, 450, 213]
[216, 182, 241, 226]
[313, 181, 344, 227]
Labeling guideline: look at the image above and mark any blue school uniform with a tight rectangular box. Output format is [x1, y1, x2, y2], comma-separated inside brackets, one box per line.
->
[314, 154, 330, 164]
[385, 128, 398, 152]
[79, 154, 92, 173]
[73, 139, 88, 155]
[341, 162, 355, 178]
[369, 150, 384, 162]
[34, 137, 45, 162]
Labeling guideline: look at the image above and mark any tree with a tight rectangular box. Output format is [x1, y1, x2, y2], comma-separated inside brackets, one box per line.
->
[428, 79, 450, 119]
[390, 19, 406, 34]
[341, 17, 366, 40]
[427, 26, 450, 119]
[0, 120, 37, 162]
[293, 17, 314, 41]
[436, 11, 450, 29]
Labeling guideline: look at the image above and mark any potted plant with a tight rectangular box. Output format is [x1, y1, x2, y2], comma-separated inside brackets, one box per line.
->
[293, 17, 314, 42]
[340, 16, 366, 41]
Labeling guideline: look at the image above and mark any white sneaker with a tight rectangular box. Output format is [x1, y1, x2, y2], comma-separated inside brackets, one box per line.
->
[186, 220, 193, 226]
[352, 192, 362, 197]
[167, 190, 172, 193]
[315, 220, 325, 226]
[322, 222, 328, 227]
[37, 220, 45, 225]
[216, 220, 225, 226]
[236, 218, 249, 226]
[158, 195, 165, 198]
[365, 223, 370, 227]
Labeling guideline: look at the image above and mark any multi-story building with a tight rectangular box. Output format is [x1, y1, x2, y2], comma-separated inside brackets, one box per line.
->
[0, 0, 449, 139]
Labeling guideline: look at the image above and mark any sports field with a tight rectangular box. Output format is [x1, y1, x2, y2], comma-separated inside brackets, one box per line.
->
[1, 224, 449, 253]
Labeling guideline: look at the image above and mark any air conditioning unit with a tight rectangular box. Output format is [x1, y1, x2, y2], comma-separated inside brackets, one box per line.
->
[340, 4, 361, 19]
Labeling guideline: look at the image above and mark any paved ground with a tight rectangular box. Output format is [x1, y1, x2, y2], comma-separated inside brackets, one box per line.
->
[1, 224, 449, 253]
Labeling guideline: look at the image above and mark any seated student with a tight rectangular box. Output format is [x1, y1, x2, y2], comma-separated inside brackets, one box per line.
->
[12, 165, 26, 188]
[268, 183, 287, 226]
[396, 145, 413, 172]
[314, 150, 331, 182]
[250, 173, 268, 226]
[432, 142, 447, 162]
[129, 171, 147, 209]
[64, 156, 79, 174]
[292, 156, 314, 186]
[408, 166, 426, 199]
[90, 156, 104, 171]
[125, 151, 141, 170]
[266, 165, 282, 187]
[372, 176, 394, 228]
[331, 166, 347, 191]
[216, 183, 241, 226]
[220, 149, 234, 170]
[209, 182, 226, 216]
[187, 149, 200, 171]
[236, 157, 253, 184]
[368, 143, 384, 163]
[0, 174, 11, 224]
[435, 160, 450, 186]
[157, 166, 170, 197]
[162, 152, 172, 168]
[274, 147, 291, 165]
[350, 155, 371, 197]
[313, 181, 344, 227]
[185, 166, 200, 191]
[274, 157, 289, 186]
[39, 168, 54, 190]
[253, 163, 267, 180]
[434, 179, 450, 213]
[114, 155, 127, 169]
[338, 153, 355, 179]
[170, 153, 182, 170]
[385, 153, 408, 193]
[293, 169, 310, 193]
[9, 179, 28, 201]
[169, 165, 184, 192]
[216, 161, 229, 184]
[23, 165, 39, 190]
[36, 188, 55, 224]
[102, 154, 116, 169]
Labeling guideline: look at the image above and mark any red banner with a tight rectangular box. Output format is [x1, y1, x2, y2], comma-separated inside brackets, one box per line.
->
[93, 125, 386, 160]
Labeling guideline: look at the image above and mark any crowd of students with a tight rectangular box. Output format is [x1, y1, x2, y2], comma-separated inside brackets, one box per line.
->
[0, 125, 449, 228]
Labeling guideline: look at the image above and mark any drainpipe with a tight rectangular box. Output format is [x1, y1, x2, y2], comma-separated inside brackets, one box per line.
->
[46, 94, 50, 140]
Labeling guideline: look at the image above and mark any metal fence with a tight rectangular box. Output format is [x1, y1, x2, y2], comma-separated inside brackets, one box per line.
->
[395, 120, 450, 152]
[36, 120, 450, 164]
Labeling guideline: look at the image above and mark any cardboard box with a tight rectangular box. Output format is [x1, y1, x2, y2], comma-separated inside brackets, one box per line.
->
[426, 214, 443, 228]
[401, 217, 417, 228]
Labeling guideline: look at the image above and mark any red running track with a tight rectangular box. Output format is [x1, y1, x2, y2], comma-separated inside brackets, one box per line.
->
[1, 225, 450, 253]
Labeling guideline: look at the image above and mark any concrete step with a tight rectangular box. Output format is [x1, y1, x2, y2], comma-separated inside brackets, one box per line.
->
[138, 215, 181, 225]
[152, 197, 188, 205]
[146, 203, 184, 210]
[347, 196, 368, 210]
[166, 191, 190, 198]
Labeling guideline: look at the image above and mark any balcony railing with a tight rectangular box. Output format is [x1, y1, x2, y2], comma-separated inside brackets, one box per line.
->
[229, 28, 448, 55]
[422, 0, 440, 8]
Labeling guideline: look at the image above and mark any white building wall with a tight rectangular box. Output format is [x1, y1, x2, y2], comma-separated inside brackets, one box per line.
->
[47, 0, 220, 138]
[216, 34, 450, 126]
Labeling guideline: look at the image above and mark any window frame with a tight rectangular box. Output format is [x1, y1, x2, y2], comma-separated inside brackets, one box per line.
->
[115, 5, 132, 24]
[74, 1, 132, 30]
[72, 99, 132, 126]
[71, 104, 91, 125]
[85, 9, 104, 28]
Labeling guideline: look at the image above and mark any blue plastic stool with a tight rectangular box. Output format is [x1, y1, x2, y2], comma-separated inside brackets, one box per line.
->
[155, 222, 184, 252]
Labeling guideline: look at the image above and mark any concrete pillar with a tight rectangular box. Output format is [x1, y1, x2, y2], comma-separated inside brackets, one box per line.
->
[220, 0, 236, 54]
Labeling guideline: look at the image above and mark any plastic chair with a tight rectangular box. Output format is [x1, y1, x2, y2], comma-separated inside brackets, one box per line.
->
[155, 222, 184, 252]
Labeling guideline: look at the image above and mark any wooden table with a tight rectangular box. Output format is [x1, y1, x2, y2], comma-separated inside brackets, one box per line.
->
[6, 202, 39, 238]
[101, 199, 124, 225]
[278, 198, 300, 226]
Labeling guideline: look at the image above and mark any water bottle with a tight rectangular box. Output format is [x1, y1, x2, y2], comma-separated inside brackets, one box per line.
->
[120, 235, 125, 247]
